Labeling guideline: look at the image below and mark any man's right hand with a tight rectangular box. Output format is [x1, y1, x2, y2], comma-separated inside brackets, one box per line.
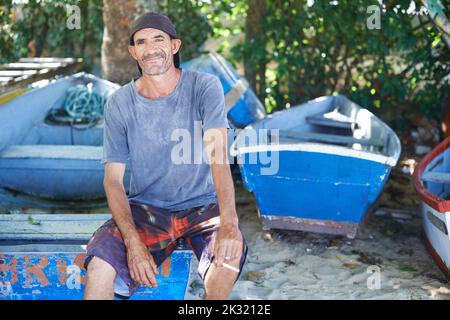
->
[126, 237, 159, 288]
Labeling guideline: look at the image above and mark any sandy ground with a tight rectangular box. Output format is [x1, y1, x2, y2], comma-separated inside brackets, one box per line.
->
[185, 167, 450, 300]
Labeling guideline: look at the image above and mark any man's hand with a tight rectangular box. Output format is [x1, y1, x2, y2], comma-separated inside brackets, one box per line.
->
[213, 222, 243, 267]
[126, 238, 159, 288]
[104, 163, 159, 287]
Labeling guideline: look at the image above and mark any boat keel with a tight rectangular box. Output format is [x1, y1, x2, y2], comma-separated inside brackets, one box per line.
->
[259, 212, 359, 239]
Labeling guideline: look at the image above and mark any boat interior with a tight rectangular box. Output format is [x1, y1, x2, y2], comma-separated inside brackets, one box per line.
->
[422, 146, 450, 200]
[182, 53, 265, 128]
[245, 95, 400, 159]
[0, 73, 116, 160]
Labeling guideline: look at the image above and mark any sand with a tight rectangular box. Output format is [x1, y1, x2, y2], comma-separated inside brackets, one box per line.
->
[185, 170, 450, 300]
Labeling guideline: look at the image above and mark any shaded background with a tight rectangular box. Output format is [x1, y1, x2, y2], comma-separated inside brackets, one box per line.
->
[1, 0, 449, 135]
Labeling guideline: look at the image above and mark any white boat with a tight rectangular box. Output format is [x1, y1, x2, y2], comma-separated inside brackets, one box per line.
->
[413, 136, 450, 280]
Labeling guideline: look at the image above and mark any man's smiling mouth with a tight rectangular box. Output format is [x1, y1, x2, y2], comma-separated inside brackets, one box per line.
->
[144, 55, 165, 61]
[143, 57, 164, 65]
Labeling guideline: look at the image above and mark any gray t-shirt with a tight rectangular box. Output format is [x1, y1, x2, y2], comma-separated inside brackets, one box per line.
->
[102, 68, 229, 211]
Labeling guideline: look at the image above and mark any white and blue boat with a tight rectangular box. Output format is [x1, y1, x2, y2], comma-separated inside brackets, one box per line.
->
[413, 136, 450, 281]
[231, 95, 401, 238]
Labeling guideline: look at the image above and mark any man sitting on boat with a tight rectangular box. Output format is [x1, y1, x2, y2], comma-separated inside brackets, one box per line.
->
[82, 12, 247, 300]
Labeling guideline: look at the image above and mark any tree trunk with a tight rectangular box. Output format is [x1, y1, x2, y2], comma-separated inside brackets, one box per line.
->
[244, 0, 267, 101]
[101, 0, 159, 84]
[137, 0, 160, 12]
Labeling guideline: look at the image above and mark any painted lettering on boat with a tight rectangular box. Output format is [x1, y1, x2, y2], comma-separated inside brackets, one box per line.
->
[23, 256, 50, 287]
[161, 257, 171, 277]
[0, 254, 19, 285]
[56, 253, 87, 286]
[1, 252, 172, 290]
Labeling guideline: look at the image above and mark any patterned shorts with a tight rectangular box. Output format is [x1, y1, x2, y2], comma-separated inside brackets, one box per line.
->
[83, 202, 248, 298]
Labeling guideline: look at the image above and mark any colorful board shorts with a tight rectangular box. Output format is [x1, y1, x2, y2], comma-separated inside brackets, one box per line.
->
[83, 201, 248, 298]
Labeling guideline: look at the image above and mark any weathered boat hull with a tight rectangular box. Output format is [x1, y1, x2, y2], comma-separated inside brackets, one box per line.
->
[0, 73, 131, 204]
[0, 145, 108, 200]
[0, 213, 193, 300]
[0, 250, 193, 300]
[241, 147, 393, 238]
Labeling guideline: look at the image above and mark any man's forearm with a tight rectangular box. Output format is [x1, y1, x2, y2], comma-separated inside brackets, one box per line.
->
[104, 180, 141, 246]
[210, 163, 239, 226]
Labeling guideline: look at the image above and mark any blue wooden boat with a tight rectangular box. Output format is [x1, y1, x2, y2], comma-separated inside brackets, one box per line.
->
[181, 52, 266, 128]
[231, 95, 401, 238]
[413, 136, 450, 281]
[0, 214, 193, 300]
[0, 72, 132, 206]
[0, 246, 192, 300]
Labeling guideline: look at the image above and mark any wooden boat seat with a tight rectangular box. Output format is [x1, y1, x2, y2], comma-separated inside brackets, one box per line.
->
[0, 144, 102, 160]
[306, 110, 357, 130]
[422, 171, 450, 184]
[277, 130, 385, 147]
[0, 213, 110, 241]
[0, 214, 189, 250]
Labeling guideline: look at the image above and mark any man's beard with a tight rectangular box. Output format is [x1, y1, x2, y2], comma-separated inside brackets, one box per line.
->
[140, 51, 171, 76]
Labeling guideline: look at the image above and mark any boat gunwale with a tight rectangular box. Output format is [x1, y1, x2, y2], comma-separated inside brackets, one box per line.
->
[2, 71, 120, 108]
[233, 141, 398, 166]
[32, 71, 120, 91]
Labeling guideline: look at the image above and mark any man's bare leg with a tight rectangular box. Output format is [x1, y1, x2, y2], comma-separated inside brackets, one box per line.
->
[203, 244, 243, 300]
[83, 256, 117, 300]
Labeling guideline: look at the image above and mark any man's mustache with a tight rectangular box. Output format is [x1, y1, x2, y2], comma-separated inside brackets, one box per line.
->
[142, 52, 166, 61]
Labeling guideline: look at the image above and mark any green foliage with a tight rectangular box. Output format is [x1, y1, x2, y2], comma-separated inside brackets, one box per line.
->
[1, 0, 213, 70]
[0, 1, 18, 64]
[1, 0, 103, 70]
[157, 0, 214, 61]
[2, 0, 448, 129]
[181, 0, 248, 78]
[224, 0, 449, 129]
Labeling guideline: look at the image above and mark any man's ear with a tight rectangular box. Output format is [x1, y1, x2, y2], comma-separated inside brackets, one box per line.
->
[128, 45, 138, 61]
[172, 39, 182, 55]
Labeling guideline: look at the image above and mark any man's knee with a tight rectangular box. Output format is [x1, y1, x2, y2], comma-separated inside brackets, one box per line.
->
[86, 256, 116, 280]
[84, 257, 117, 300]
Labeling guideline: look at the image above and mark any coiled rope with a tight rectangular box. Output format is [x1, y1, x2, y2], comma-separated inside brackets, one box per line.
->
[46, 83, 107, 128]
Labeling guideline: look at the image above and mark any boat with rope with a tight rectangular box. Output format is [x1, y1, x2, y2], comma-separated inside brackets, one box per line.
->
[0, 72, 130, 209]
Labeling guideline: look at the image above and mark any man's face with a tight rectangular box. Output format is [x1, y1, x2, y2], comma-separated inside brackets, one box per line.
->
[128, 28, 181, 76]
